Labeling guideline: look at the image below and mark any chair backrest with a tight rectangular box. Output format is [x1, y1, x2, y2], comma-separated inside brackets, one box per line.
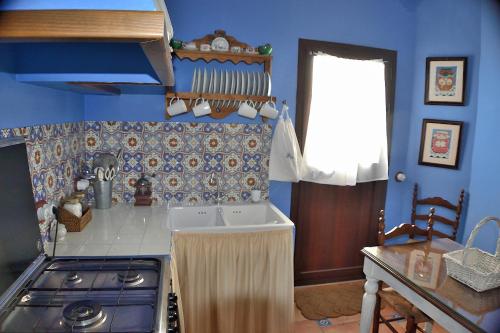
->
[377, 184, 465, 245]
[411, 184, 465, 240]
[377, 209, 433, 246]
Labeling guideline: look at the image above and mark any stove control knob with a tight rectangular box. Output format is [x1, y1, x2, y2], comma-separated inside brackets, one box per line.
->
[168, 303, 178, 311]
[167, 327, 179, 333]
[168, 311, 178, 322]
[168, 293, 178, 302]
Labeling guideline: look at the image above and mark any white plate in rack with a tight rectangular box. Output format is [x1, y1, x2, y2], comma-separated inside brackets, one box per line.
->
[225, 70, 230, 95]
[245, 71, 251, 96]
[265, 72, 272, 96]
[252, 72, 257, 96]
[202, 68, 208, 93]
[256, 72, 262, 96]
[219, 70, 225, 95]
[234, 71, 240, 96]
[230, 71, 236, 95]
[212, 70, 218, 95]
[241, 72, 247, 96]
[223, 70, 230, 107]
[196, 69, 202, 93]
[220, 70, 226, 107]
[191, 68, 197, 93]
[262, 72, 267, 96]
[208, 68, 214, 94]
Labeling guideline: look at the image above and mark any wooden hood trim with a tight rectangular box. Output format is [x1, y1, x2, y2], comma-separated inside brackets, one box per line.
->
[0, 10, 174, 86]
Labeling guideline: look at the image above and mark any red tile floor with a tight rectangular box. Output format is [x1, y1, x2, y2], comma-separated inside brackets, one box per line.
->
[294, 284, 449, 333]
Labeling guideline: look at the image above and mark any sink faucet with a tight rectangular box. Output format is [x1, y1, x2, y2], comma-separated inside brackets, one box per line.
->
[208, 172, 225, 205]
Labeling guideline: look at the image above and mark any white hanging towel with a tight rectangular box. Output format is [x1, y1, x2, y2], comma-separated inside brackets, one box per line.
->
[269, 105, 303, 182]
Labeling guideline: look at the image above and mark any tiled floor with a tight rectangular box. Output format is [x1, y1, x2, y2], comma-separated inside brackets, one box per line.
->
[294, 285, 449, 333]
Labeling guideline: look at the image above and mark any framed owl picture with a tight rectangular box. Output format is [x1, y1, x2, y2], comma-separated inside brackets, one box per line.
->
[424, 57, 467, 105]
[418, 119, 463, 169]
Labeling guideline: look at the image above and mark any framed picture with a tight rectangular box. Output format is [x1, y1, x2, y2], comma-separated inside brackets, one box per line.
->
[424, 57, 467, 105]
[418, 119, 463, 169]
[408, 250, 441, 289]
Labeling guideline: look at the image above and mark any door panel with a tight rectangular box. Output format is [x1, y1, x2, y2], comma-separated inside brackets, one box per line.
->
[293, 181, 387, 285]
[292, 39, 396, 286]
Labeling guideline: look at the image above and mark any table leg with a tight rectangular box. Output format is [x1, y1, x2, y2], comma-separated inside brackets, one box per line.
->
[360, 276, 379, 333]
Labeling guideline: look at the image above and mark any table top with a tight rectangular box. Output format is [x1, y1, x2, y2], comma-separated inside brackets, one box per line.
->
[362, 238, 500, 333]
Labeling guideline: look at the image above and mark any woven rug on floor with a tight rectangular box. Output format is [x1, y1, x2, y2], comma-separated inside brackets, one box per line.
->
[295, 280, 382, 320]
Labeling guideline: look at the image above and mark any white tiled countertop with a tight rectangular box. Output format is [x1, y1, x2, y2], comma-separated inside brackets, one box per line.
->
[48, 204, 171, 257]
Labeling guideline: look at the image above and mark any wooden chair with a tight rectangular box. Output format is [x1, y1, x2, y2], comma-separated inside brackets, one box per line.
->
[373, 184, 465, 333]
[374, 209, 434, 333]
[421, 188, 465, 241]
[378, 184, 465, 245]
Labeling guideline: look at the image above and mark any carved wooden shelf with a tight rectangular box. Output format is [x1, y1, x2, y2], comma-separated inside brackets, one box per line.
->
[173, 30, 272, 73]
[166, 92, 276, 120]
[167, 30, 275, 120]
[175, 49, 272, 73]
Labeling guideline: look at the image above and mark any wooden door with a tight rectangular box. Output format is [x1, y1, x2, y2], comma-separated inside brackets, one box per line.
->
[292, 39, 397, 286]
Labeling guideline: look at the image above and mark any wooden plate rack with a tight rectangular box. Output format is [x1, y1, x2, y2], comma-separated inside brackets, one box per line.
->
[167, 30, 275, 120]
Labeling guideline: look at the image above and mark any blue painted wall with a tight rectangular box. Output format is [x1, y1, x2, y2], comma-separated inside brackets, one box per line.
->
[399, 0, 482, 241]
[5, 0, 496, 251]
[0, 45, 84, 128]
[462, 0, 500, 254]
[85, 0, 418, 219]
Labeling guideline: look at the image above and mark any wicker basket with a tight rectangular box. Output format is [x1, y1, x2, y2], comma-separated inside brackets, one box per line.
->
[59, 206, 92, 232]
[443, 216, 500, 292]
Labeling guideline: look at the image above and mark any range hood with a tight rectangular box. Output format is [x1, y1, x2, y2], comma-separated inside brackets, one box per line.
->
[0, 5, 175, 94]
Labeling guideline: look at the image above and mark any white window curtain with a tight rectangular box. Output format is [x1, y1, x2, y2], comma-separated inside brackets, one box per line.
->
[300, 54, 389, 186]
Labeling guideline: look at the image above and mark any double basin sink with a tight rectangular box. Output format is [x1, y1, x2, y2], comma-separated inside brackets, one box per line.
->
[167, 201, 294, 233]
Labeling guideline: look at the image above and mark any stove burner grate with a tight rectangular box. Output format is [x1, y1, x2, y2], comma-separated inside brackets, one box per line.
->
[117, 270, 144, 286]
[65, 271, 83, 286]
[63, 300, 107, 328]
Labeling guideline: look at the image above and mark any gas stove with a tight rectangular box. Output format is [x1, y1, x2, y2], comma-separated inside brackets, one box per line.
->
[0, 256, 179, 333]
[0, 138, 179, 333]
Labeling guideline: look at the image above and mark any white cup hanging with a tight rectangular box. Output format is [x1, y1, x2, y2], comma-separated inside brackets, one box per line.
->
[237, 100, 258, 119]
[259, 101, 279, 119]
[167, 97, 188, 116]
[192, 98, 212, 117]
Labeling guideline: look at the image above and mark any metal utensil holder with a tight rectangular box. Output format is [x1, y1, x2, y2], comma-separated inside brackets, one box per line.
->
[93, 180, 113, 209]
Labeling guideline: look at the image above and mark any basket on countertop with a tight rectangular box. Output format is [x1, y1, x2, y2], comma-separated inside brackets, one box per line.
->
[443, 216, 500, 292]
[59, 206, 92, 232]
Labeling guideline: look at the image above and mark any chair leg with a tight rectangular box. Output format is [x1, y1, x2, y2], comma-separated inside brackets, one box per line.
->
[372, 293, 381, 333]
[423, 321, 433, 333]
[405, 316, 417, 333]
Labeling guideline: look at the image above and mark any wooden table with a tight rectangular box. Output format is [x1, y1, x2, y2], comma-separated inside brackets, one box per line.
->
[360, 238, 500, 333]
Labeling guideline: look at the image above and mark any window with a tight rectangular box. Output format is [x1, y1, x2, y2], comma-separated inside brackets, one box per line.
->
[296, 39, 396, 186]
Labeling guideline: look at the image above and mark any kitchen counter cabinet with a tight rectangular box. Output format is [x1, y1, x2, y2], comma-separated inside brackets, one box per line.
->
[47, 204, 171, 257]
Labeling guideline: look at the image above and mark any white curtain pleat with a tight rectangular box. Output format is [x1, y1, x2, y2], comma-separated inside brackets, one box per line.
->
[300, 54, 388, 186]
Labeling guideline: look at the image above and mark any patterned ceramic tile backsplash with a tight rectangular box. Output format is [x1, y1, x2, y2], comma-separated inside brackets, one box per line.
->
[84, 121, 272, 204]
[0, 120, 271, 239]
[1, 122, 84, 240]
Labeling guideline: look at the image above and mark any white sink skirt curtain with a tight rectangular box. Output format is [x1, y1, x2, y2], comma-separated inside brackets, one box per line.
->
[171, 229, 294, 333]
[270, 53, 388, 185]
